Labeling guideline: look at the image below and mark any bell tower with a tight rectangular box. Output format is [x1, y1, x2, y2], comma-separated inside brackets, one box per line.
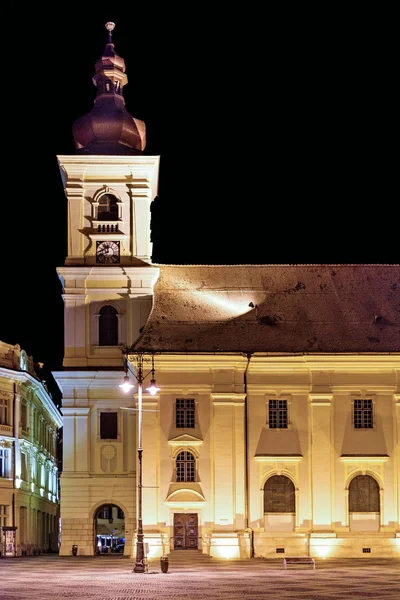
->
[56, 22, 160, 368]
[53, 22, 161, 557]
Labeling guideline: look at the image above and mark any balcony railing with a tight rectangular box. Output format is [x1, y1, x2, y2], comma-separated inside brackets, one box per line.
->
[94, 222, 120, 233]
[0, 423, 13, 435]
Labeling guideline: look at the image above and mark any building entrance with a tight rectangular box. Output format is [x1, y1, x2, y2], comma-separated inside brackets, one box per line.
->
[173, 513, 198, 549]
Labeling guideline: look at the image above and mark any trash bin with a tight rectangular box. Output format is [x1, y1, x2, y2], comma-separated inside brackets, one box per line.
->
[72, 545, 78, 556]
[160, 555, 169, 573]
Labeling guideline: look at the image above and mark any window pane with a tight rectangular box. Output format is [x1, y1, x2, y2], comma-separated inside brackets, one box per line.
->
[0, 449, 8, 477]
[176, 451, 195, 482]
[99, 306, 118, 346]
[269, 399, 288, 429]
[354, 399, 373, 429]
[176, 399, 195, 428]
[98, 194, 119, 221]
[100, 413, 118, 439]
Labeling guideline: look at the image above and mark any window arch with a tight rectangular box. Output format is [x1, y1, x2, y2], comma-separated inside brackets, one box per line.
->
[349, 474, 380, 512]
[98, 194, 119, 221]
[176, 451, 195, 482]
[99, 305, 118, 346]
[264, 475, 295, 513]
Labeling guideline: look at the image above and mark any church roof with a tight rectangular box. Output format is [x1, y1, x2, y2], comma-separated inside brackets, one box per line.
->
[131, 264, 400, 354]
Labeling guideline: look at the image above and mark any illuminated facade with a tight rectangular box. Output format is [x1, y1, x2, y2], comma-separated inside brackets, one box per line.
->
[53, 24, 400, 559]
[0, 341, 62, 556]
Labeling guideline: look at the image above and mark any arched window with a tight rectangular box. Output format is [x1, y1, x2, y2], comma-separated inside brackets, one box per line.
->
[264, 475, 295, 513]
[176, 451, 195, 482]
[99, 306, 118, 346]
[349, 475, 380, 512]
[98, 194, 119, 221]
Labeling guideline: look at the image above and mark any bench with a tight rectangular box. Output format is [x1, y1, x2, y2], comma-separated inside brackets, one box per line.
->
[283, 556, 315, 569]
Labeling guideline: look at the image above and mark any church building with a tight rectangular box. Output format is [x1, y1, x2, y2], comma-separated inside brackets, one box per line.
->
[52, 23, 400, 560]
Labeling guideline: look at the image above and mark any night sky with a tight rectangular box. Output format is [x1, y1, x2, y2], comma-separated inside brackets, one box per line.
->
[2, 11, 396, 377]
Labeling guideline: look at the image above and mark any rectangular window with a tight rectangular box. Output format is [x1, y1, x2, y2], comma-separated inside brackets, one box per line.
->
[268, 400, 288, 429]
[176, 399, 195, 428]
[100, 412, 118, 439]
[0, 449, 9, 477]
[21, 453, 27, 481]
[20, 403, 27, 431]
[0, 396, 10, 425]
[176, 398, 194, 428]
[99, 507, 112, 520]
[0, 505, 7, 527]
[354, 399, 373, 429]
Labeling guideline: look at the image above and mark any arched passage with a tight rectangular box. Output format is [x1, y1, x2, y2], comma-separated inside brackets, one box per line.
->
[94, 503, 125, 554]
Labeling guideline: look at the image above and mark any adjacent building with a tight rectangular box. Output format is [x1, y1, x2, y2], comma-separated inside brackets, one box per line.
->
[53, 23, 400, 560]
[0, 341, 62, 556]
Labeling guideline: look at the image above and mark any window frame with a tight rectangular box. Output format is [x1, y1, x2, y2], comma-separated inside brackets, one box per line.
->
[98, 410, 120, 442]
[175, 450, 196, 482]
[98, 305, 119, 346]
[352, 396, 375, 430]
[0, 395, 10, 426]
[263, 474, 296, 513]
[0, 448, 10, 478]
[175, 398, 195, 429]
[266, 397, 291, 430]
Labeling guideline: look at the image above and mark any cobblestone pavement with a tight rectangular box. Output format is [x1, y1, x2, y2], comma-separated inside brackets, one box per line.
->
[0, 555, 399, 600]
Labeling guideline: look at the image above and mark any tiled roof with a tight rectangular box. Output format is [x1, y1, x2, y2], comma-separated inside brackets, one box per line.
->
[132, 264, 400, 353]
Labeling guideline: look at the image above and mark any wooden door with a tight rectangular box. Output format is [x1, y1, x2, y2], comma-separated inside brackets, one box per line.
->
[173, 513, 198, 549]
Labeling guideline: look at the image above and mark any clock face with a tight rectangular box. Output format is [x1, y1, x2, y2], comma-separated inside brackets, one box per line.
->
[96, 241, 120, 264]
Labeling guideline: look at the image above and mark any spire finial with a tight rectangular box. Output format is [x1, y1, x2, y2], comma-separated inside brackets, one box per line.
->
[105, 21, 115, 43]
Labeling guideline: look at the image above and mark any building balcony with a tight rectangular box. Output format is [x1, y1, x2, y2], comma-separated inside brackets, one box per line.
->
[0, 423, 13, 436]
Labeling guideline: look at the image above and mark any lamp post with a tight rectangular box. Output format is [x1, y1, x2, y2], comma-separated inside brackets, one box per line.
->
[120, 351, 160, 573]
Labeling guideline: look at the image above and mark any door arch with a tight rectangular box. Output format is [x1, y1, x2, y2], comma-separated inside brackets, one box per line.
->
[94, 504, 125, 554]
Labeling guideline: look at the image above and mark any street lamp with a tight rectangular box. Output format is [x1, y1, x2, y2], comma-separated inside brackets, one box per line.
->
[119, 351, 160, 573]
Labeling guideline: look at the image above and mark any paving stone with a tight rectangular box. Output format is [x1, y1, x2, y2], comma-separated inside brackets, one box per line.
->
[0, 555, 399, 599]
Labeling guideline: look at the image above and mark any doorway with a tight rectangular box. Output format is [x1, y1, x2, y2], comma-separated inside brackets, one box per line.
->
[94, 504, 125, 555]
[173, 513, 198, 549]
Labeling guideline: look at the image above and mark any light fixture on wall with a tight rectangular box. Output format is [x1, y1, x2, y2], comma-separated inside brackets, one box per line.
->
[119, 350, 160, 573]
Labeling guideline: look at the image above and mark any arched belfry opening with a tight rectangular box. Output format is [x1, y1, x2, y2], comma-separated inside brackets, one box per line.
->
[94, 504, 125, 554]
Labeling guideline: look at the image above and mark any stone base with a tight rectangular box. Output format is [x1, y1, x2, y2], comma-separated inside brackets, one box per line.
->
[208, 531, 251, 559]
[254, 532, 400, 559]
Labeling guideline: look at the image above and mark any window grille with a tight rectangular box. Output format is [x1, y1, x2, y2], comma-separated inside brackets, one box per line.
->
[176, 399, 195, 428]
[268, 400, 288, 429]
[264, 475, 295, 513]
[354, 399, 373, 428]
[349, 475, 380, 512]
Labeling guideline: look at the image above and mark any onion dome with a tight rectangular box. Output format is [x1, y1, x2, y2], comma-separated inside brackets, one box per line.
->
[72, 22, 146, 155]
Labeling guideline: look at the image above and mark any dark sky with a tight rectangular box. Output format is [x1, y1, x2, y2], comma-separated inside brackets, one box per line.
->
[2, 10, 396, 375]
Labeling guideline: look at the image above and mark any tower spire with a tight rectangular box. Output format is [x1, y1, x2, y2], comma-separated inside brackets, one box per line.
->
[72, 22, 146, 155]
[105, 21, 115, 44]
